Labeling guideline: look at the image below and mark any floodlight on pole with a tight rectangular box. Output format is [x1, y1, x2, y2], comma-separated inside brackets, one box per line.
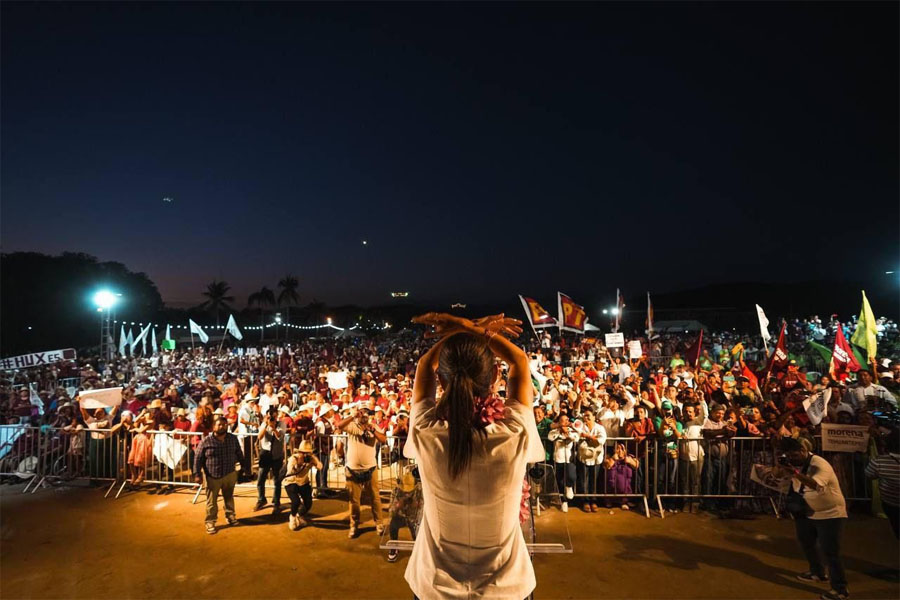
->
[610, 308, 619, 316]
[93, 290, 118, 310]
[92, 289, 120, 363]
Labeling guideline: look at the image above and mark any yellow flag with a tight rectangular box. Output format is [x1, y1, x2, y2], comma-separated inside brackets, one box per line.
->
[850, 290, 877, 361]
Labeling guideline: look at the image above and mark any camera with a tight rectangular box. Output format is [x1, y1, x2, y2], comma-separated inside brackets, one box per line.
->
[302, 454, 312, 464]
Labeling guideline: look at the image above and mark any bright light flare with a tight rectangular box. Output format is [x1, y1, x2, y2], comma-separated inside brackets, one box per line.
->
[93, 290, 118, 310]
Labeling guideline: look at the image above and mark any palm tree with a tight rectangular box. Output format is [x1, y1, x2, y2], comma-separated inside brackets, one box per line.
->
[248, 287, 276, 342]
[277, 275, 300, 340]
[201, 280, 234, 327]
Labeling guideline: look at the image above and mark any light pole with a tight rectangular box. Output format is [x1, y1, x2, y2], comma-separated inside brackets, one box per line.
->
[93, 290, 119, 362]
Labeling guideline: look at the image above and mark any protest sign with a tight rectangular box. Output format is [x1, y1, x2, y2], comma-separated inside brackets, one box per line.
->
[821, 423, 870, 453]
[153, 433, 188, 470]
[604, 333, 625, 348]
[327, 371, 349, 390]
[750, 464, 792, 493]
[627, 340, 643, 359]
[0, 348, 76, 370]
[78, 387, 123, 409]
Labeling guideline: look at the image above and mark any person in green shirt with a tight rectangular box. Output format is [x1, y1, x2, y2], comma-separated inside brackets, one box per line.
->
[669, 352, 686, 369]
[698, 350, 714, 372]
[654, 400, 684, 512]
[533, 405, 553, 462]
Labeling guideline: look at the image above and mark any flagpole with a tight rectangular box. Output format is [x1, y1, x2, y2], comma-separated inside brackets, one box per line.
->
[190, 330, 195, 353]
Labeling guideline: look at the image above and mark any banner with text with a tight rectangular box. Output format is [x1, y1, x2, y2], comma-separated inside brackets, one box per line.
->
[0, 348, 77, 370]
[821, 423, 870, 453]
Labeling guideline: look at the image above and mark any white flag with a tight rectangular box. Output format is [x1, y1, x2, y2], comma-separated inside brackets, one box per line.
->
[189, 319, 209, 344]
[125, 328, 134, 355]
[164, 324, 172, 341]
[151, 328, 158, 355]
[803, 388, 829, 426]
[119, 325, 128, 357]
[28, 383, 44, 415]
[131, 323, 152, 353]
[755, 304, 771, 343]
[225, 314, 243, 341]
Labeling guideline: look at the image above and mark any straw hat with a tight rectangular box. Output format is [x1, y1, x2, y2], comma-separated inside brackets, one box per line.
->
[148, 399, 164, 410]
[297, 439, 314, 453]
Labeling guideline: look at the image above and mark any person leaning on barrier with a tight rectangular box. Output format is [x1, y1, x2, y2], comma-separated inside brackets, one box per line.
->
[335, 403, 387, 538]
[193, 415, 244, 535]
[774, 436, 849, 600]
[548, 413, 579, 513]
[283, 439, 322, 531]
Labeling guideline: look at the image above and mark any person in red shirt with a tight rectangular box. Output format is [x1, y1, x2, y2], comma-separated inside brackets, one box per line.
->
[172, 408, 192, 432]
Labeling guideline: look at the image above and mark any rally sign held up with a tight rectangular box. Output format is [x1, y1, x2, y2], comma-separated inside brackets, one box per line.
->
[78, 387, 123, 410]
[821, 423, 870, 453]
[605, 333, 625, 348]
[0, 348, 77, 370]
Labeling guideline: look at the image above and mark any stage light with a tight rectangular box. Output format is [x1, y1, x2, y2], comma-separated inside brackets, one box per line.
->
[610, 308, 619, 316]
[93, 290, 118, 310]
[327, 317, 332, 325]
[602, 309, 608, 315]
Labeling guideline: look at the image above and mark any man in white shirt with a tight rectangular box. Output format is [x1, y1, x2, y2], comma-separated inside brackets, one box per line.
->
[335, 405, 387, 538]
[846, 369, 897, 411]
[548, 414, 579, 512]
[678, 404, 706, 503]
[777, 437, 848, 600]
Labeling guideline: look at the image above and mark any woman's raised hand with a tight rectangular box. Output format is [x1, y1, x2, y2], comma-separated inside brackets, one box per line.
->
[412, 312, 523, 340]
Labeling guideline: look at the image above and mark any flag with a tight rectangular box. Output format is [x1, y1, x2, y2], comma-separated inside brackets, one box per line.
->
[225, 314, 243, 341]
[685, 330, 703, 368]
[755, 304, 771, 343]
[850, 290, 877, 361]
[613, 288, 625, 333]
[557, 292, 587, 334]
[741, 362, 759, 390]
[519, 296, 557, 331]
[189, 319, 209, 344]
[131, 323, 151, 354]
[28, 383, 44, 416]
[803, 388, 829, 426]
[808, 340, 832, 365]
[125, 328, 134, 356]
[162, 339, 176, 351]
[151, 328, 158, 355]
[830, 323, 861, 381]
[164, 324, 172, 341]
[765, 322, 789, 377]
[118, 325, 128, 357]
[646, 292, 654, 334]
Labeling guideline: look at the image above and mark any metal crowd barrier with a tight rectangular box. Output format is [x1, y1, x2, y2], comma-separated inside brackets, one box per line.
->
[0, 424, 41, 490]
[559, 437, 652, 518]
[653, 436, 780, 518]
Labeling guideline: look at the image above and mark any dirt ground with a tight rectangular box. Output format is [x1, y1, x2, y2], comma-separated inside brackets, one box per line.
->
[1, 482, 898, 600]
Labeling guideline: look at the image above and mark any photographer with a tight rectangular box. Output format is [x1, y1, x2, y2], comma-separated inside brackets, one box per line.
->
[255, 407, 285, 513]
[283, 439, 322, 530]
[335, 404, 387, 538]
[548, 414, 579, 512]
[775, 437, 848, 600]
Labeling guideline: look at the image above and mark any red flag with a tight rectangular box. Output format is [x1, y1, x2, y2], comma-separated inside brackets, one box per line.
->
[741, 361, 759, 389]
[829, 324, 861, 381]
[765, 322, 789, 378]
[557, 292, 587, 334]
[685, 330, 703, 368]
[518, 295, 557, 330]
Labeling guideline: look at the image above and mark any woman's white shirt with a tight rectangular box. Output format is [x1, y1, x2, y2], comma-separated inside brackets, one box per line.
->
[403, 397, 544, 600]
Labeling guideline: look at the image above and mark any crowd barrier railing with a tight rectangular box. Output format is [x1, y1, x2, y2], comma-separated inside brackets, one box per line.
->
[0, 424, 41, 491]
[552, 437, 651, 518]
[652, 436, 781, 518]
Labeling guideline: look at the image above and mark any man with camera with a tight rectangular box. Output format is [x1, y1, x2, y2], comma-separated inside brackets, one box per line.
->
[283, 439, 323, 530]
[255, 407, 286, 513]
[335, 403, 387, 538]
[775, 437, 848, 600]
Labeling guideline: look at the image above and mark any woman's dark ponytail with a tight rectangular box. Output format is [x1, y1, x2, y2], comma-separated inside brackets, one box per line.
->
[436, 334, 495, 479]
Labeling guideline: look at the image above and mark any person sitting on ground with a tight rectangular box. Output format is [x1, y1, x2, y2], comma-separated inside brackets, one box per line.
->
[283, 439, 322, 531]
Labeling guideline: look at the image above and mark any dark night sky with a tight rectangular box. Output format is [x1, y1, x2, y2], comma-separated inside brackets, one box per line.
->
[2, 2, 897, 309]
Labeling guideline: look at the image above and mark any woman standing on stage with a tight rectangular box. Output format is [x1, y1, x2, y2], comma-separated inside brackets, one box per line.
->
[404, 313, 545, 600]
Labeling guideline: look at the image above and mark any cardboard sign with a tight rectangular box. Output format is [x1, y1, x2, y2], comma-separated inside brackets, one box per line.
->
[750, 464, 792, 493]
[821, 423, 870, 453]
[627, 340, 643, 359]
[0, 348, 76, 370]
[604, 333, 625, 348]
[78, 387, 123, 409]
[327, 371, 349, 390]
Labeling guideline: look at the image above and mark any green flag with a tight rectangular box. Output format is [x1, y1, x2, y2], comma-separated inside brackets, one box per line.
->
[807, 341, 832, 364]
[850, 290, 877, 361]
[161, 339, 176, 350]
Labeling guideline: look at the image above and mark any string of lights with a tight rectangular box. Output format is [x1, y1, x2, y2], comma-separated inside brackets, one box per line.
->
[109, 321, 381, 331]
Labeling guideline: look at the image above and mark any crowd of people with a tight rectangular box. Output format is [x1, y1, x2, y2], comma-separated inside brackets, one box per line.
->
[1, 319, 898, 532]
